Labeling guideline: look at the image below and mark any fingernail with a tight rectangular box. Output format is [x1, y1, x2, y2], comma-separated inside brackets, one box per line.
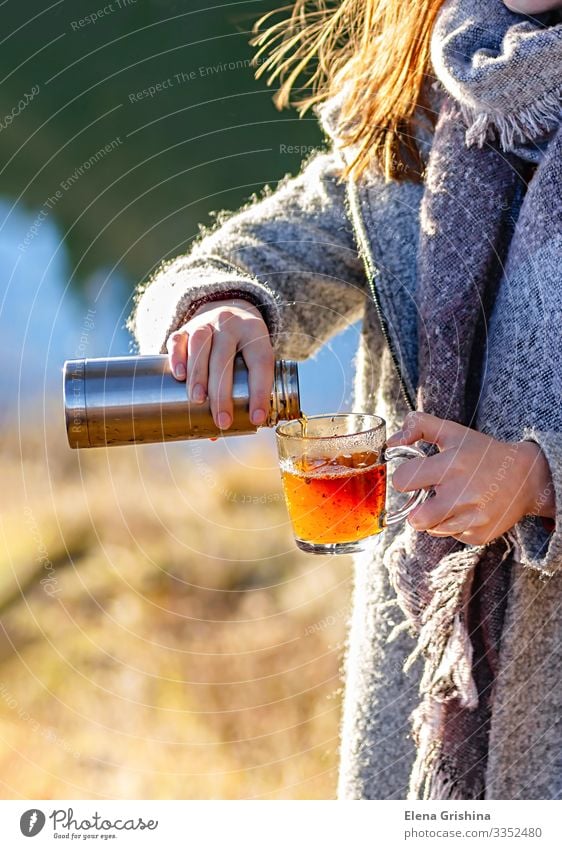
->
[190, 383, 206, 403]
[174, 363, 186, 380]
[217, 412, 232, 430]
[251, 408, 266, 426]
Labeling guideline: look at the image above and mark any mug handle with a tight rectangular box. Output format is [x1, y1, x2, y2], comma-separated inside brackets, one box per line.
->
[382, 444, 430, 527]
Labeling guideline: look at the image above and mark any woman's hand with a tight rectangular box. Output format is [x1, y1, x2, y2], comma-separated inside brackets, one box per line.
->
[166, 298, 274, 431]
[387, 411, 555, 545]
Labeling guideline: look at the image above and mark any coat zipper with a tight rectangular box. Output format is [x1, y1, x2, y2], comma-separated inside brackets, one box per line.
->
[345, 177, 416, 412]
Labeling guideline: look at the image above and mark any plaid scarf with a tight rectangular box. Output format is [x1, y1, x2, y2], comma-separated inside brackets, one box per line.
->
[383, 0, 562, 799]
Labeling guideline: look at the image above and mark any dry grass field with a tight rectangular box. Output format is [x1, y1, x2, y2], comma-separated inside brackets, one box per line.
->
[0, 415, 352, 799]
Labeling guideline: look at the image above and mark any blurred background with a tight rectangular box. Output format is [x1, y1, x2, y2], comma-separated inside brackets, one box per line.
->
[0, 0, 360, 798]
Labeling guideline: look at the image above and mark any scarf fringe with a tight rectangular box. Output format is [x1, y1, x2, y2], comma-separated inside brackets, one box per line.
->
[460, 86, 562, 151]
[405, 551, 479, 709]
[397, 536, 515, 799]
[383, 536, 426, 629]
[408, 698, 485, 801]
[408, 697, 444, 800]
[385, 538, 482, 799]
[406, 557, 479, 800]
[385, 540, 481, 709]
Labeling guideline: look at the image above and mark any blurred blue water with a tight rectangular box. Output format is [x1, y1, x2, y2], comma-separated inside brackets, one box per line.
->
[0, 198, 131, 416]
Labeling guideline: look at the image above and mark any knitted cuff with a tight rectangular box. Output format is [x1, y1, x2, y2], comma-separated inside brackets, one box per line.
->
[176, 286, 277, 340]
[509, 428, 562, 577]
[130, 255, 283, 355]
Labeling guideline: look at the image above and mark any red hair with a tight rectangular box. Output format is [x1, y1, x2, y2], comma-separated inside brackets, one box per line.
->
[250, 0, 447, 182]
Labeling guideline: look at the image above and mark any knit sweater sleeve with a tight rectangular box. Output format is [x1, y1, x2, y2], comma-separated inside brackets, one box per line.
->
[508, 427, 562, 577]
[128, 148, 368, 361]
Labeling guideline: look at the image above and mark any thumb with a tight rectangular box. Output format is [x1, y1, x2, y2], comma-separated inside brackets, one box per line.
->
[386, 411, 463, 449]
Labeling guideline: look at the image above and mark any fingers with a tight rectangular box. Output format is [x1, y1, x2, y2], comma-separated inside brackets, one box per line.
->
[164, 300, 273, 431]
[406, 482, 466, 531]
[241, 337, 275, 426]
[392, 448, 461, 492]
[167, 330, 188, 381]
[409, 501, 488, 541]
[387, 411, 465, 450]
[186, 324, 213, 403]
[406, 481, 489, 542]
[207, 332, 236, 430]
[425, 512, 490, 544]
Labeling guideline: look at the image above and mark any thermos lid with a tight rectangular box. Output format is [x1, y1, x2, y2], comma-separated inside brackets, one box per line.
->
[63, 359, 90, 448]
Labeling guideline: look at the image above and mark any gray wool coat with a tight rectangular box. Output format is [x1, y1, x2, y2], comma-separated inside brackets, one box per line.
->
[130, 88, 562, 800]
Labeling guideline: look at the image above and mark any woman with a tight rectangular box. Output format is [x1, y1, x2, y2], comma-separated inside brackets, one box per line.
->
[129, 0, 562, 799]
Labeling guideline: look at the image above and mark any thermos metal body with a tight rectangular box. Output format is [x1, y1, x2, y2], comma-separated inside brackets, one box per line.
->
[64, 354, 301, 449]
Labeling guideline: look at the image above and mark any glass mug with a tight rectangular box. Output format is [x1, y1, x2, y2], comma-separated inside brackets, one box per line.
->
[276, 413, 430, 555]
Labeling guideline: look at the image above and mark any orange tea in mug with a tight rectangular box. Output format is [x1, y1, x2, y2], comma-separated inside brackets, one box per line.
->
[276, 414, 429, 555]
[281, 451, 387, 544]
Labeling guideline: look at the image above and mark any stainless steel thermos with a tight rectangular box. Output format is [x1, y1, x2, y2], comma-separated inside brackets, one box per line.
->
[63, 354, 301, 449]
